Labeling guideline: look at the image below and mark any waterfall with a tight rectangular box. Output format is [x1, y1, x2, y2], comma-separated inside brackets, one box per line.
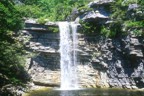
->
[59, 22, 78, 90]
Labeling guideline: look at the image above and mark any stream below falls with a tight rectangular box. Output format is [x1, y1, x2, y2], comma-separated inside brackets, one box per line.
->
[24, 88, 144, 96]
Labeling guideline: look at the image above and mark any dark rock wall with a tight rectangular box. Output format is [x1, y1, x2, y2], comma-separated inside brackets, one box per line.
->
[23, 23, 144, 89]
[76, 0, 144, 89]
[26, 30, 60, 70]
[22, 24, 60, 85]
[78, 33, 144, 89]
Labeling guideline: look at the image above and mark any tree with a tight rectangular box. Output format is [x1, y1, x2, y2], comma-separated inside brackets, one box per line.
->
[0, 0, 29, 87]
[15, 0, 89, 21]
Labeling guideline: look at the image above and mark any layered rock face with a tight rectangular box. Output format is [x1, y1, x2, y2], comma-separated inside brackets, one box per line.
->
[77, 34, 144, 89]
[22, 0, 144, 89]
[22, 21, 144, 89]
[22, 21, 60, 87]
[76, 0, 144, 89]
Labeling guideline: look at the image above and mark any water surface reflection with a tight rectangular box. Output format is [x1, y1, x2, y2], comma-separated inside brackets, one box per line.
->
[25, 88, 144, 96]
[60, 91, 74, 96]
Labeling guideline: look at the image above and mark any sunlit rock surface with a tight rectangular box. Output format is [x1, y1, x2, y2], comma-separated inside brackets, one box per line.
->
[22, 22, 144, 89]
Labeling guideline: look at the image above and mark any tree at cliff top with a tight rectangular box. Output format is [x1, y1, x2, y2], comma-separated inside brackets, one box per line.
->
[0, 0, 29, 90]
[15, 0, 90, 21]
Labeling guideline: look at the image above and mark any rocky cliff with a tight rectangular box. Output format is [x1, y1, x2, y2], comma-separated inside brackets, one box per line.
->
[22, 21, 144, 89]
[22, 0, 144, 90]
[77, 33, 144, 89]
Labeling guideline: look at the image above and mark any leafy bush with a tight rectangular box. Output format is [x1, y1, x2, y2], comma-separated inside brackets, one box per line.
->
[122, 0, 138, 6]
[101, 27, 116, 38]
[78, 5, 93, 15]
[79, 20, 98, 34]
[15, 5, 43, 18]
[123, 21, 144, 36]
[0, 1, 29, 87]
[133, 29, 143, 36]
[48, 27, 59, 33]
[106, 0, 144, 37]
[37, 17, 49, 24]
[124, 21, 144, 28]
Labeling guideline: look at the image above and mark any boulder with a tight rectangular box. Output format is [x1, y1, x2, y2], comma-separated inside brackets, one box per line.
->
[128, 4, 139, 11]
[76, 0, 111, 23]
[82, 11, 109, 21]
[88, 0, 114, 8]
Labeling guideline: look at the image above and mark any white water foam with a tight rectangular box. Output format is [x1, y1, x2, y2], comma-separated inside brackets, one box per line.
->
[59, 22, 79, 90]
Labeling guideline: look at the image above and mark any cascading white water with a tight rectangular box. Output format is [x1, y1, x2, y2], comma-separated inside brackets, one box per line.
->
[59, 22, 78, 90]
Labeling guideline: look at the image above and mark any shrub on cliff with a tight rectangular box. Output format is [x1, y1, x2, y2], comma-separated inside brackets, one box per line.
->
[78, 0, 144, 37]
[102, 0, 143, 37]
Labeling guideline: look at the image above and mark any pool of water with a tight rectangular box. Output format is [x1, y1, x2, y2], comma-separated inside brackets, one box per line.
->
[24, 88, 144, 96]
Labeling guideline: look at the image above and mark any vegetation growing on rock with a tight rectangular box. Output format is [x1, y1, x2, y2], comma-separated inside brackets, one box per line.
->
[80, 0, 144, 37]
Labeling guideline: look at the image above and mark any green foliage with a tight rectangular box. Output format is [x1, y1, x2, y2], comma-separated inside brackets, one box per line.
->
[15, 5, 43, 18]
[106, 0, 144, 37]
[133, 29, 143, 36]
[124, 21, 144, 36]
[0, 1, 29, 87]
[101, 20, 123, 38]
[48, 27, 59, 33]
[110, 21, 123, 35]
[124, 21, 144, 28]
[138, 0, 144, 5]
[0, 1, 23, 32]
[19, 0, 38, 5]
[78, 5, 93, 15]
[15, 0, 89, 21]
[122, 0, 138, 6]
[37, 17, 49, 24]
[110, 0, 127, 20]
[79, 20, 97, 34]
[101, 27, 116, 38]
